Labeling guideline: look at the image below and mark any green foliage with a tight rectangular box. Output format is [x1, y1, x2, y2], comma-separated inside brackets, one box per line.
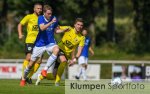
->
[0, 33, 24, 59]
[0, 80, 65, 94]
[0, 0, 150, 58]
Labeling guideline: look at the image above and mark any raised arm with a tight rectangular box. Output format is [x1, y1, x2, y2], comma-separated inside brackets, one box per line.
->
[39, 17, 56, 31]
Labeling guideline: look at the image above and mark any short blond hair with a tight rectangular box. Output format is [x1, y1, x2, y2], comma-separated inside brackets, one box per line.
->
[75, 18, 84, 24]
[43, 5, 52, 13]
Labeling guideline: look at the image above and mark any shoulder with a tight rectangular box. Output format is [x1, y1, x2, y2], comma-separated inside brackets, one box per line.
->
[25, 14, 33, 18]
[38, 15, 44, 21]
[38, 15, 43, 19]
[86, 36, 91, 40]
[80, 35, 85, 41]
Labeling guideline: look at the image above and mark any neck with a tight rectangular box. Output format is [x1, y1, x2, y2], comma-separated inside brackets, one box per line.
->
[34, 12, 38, 16]
[43, 15, 50, 22]
[74, 28, 79, 34]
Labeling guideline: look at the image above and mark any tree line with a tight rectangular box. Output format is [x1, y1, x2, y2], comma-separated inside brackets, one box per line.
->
[0, 0, 150, 55]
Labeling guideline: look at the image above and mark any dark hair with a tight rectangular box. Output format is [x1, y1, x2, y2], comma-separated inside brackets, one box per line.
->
[75, 18, 84, 24]
[43, 5, 53, 13]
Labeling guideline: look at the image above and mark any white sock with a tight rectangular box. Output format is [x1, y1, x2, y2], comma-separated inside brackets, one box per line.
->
[77, 67, 82, 77]
[44, 54, 57, 71]
[81, 67, 87, 80]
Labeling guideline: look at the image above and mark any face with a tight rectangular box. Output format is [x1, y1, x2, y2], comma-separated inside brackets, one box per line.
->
[34, 5, 42, 16]
[82, 30, 87, 36]
[74, 21, 84, 33]
[44, 10, 52, 20]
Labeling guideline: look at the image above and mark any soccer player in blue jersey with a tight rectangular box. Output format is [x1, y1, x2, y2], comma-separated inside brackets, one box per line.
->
[75, 29, 94, 80]
[20, 5, 68, 86]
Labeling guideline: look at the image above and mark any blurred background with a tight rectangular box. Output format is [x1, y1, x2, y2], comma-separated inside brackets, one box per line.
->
[0, 0, 150, 79]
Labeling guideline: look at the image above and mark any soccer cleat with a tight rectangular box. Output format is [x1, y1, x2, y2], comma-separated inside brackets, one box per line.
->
[20, 80, 26, 86]
[26, 78, 32, 84]
[41, 70, 47, 77]
[35, 74, 41, 85]
[75, 76, 80, 80]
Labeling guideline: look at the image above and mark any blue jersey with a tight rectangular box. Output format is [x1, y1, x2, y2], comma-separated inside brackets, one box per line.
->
[35, 15, 58, 47]
[80, 36, 91, 57]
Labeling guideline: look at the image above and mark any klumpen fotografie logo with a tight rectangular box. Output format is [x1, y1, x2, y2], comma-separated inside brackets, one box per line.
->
[65, 80, 148, 94]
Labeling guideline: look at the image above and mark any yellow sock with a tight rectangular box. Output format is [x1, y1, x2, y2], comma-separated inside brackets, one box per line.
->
[46, 73, 55, 80]
[27, 63, 40, 78]
[39, 75, 44, 80]
[55, 62, 67, 83]
[34, 63, 40, 73]
[22, 60, 29, 76]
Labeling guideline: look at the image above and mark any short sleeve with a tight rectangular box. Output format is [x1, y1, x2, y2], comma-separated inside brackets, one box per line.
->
[79, 36, 85, 47]
[20, 15, 30, 25]
[59, 26, 71, 30]
[38, 16, 44, 26]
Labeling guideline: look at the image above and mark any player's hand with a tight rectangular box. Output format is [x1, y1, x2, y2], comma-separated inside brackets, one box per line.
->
[90, 52, 94, 56]
[19, 34, 24, 40]
[68, 58, 77, 66]
[51, 17, 57, 23]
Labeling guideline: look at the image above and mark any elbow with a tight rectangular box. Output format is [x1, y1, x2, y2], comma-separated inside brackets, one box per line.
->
[39, 27, 45, 31]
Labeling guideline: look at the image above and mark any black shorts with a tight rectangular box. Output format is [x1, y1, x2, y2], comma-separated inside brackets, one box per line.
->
[54, 59, 60, 69]
[25, 43, 34, 54]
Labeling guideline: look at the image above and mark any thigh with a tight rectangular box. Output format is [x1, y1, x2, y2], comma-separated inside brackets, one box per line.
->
[31, 46, 45, 59]
[58, 50, 70, 61]
[78, 56, 86, 65]
[46, 44, 58, 53]
[85, 57, 88, 64]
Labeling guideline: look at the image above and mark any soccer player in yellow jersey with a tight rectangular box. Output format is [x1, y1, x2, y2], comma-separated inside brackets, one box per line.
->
[17, 2, 42, 84]
[36, 18, 85, 86]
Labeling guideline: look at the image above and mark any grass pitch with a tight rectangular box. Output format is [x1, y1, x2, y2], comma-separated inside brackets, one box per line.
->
[0, 79, 64, 94]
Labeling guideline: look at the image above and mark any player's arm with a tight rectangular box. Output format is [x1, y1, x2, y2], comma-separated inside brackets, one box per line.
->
[75, 46, 84, 59]
[39, 17, 56, 31]
[89, 46, 94, 56]
[69, 36, 85, 66]
[17, 15, 29, 40]
[55, 26, 70, 33]
[69, 46, 84, 66]
[75, 36, 85, 58]
[17, 23, 24, 40]
[89, 39, 94, 56]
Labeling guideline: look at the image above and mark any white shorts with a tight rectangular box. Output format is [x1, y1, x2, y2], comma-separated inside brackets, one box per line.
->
[78, 56, 88, 65]
[31, 43, 57, 61]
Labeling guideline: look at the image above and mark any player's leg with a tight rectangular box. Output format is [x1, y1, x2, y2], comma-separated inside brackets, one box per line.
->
[81, 57, 88, 80]
[41, 44, 59, 77]
[20, 46, 45, 86]
[46, 59, 60, 80]
[35, 59, 60, 85]
[55, 54, 68, 86]
[22, 43, 33, 84]
[75, 56, 85, 79]
[75, 56, 88, 80]
[27, 57, 42, 79]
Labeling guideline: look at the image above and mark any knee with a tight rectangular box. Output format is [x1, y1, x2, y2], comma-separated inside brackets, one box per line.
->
[53, 46, 59, 54]
[81, 64, 86, 68]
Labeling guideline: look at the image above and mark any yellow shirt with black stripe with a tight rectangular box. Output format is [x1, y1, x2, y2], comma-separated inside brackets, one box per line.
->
[20, 13, 39, 43]
[58, 26, 85, 59]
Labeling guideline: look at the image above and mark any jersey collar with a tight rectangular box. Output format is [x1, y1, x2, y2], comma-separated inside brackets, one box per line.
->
[43, 15, 50, 22]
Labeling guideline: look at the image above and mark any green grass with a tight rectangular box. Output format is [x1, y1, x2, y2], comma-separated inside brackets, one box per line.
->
[1, 79, 150, 94]
[0, 79, 65, 94]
